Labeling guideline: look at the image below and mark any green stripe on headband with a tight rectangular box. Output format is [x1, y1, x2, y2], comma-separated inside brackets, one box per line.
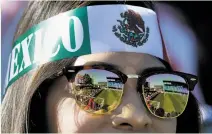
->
[4, 7, 92, 89]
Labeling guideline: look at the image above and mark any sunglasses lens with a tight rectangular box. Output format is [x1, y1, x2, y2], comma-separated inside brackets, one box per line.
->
[72, 69, 124, 114]
[142, 74, 189, 118]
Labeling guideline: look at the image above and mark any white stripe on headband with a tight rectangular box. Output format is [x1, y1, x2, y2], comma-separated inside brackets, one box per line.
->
[4, 4, 163, 90]
[88, 5, 163, 59]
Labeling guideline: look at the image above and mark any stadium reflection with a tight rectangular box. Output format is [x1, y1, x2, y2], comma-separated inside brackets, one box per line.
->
[73, 69, 124, 114]
[143, 74, 189, 118]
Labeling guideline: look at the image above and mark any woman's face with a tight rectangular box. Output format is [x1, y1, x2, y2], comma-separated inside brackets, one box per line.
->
[46, 52, 177, 133]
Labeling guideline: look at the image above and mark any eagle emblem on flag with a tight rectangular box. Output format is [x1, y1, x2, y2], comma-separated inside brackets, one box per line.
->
[112, 9, 150, 47]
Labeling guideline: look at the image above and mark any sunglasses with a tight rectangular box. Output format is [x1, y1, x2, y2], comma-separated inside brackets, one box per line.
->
[53, 64, 198, 119]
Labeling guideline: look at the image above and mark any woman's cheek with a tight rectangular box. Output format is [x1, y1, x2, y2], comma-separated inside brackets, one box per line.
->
[151, 117, 177, 133]
[57, 98, 110, 133]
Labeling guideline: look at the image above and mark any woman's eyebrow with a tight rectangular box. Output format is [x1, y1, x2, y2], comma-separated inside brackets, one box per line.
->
[83, 62, 167, 75]
[138, 67, 168, 76]
[82, 61, 121, 70]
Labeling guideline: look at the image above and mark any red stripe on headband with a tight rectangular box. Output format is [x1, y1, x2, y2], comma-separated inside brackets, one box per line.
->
[156, 13, 179, 71]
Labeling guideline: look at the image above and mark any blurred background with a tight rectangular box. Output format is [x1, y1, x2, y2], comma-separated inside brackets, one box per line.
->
[1, 1, 212, 132]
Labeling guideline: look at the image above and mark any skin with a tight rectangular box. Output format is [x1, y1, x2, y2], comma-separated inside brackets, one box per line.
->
[46, 52, 177, 133]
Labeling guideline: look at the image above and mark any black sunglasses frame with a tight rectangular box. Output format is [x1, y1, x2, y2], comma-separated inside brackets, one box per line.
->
[61, 65, 198, 92]
[45, 64, 198, 118]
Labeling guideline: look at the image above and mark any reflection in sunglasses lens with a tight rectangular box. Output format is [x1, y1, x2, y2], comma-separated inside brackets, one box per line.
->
[143, 74, 189, 118]
[72, 69, 124, 114]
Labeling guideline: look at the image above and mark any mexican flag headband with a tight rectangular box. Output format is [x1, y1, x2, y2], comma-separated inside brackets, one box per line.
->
[4, 4, 163, 90]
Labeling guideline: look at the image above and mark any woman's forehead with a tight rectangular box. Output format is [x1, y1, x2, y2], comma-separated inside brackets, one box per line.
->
[73, 52, 166, 74]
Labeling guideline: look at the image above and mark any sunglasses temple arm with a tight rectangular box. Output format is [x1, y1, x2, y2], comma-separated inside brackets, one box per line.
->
[188, 76, 198, 91]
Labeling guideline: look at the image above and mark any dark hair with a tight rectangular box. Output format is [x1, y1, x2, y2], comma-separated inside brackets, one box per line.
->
[1, 1, 201, 133]
[176, 93, 201, 132]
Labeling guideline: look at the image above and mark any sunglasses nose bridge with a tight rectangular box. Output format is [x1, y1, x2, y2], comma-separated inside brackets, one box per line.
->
[127, 74, 140, 79]
[124, 75, 142, 88]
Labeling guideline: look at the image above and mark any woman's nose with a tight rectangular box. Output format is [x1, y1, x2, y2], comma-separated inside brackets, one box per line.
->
[111, 79, 152, 131]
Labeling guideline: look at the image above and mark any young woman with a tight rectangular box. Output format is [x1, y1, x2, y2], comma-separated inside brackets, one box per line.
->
[1, 1, 201, 133]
